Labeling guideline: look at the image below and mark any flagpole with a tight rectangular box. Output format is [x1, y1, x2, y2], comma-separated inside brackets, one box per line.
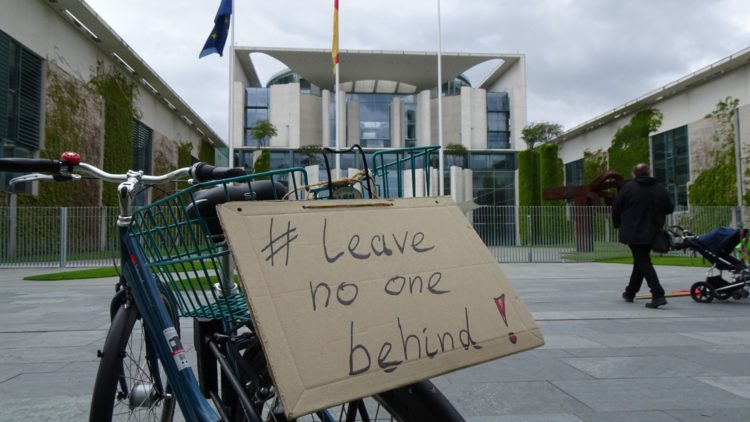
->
[333, 0, 341, 179]
[436, 0, 445, 195]
[335, 62, 341, 179]
[227, 0, 236, 167]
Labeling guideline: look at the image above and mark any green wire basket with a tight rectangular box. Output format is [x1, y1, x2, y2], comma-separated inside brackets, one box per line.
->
[127, 167, 308, 322]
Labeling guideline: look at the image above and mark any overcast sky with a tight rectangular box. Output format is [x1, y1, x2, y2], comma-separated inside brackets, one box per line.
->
[84, 0, 750, 141]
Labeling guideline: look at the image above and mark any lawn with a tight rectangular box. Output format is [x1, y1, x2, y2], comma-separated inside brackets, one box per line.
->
[597, 255, 710, 267]
[26, 254, 712, 282]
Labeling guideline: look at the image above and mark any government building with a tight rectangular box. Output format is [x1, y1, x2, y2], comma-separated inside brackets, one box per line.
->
[227, 47, 528, 207]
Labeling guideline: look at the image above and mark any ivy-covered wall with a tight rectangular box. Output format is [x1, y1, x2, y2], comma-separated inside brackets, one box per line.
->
[88, 63, 139, 207]
[688, 97, 741, 206]
[199, 140, 215, 165]
[607, 109, 662, 177]
[16, 63, 104, 206]
[577, 109, 661, 185]
[4, 60, 214, 208]
[151, 135, 179, 201]
[583, 149, 607, 184]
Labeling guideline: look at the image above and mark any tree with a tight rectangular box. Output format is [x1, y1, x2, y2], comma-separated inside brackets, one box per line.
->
[253, 149, 271, 174]
[521, 122, 564, 150]
[297, 145, 322, 166]
[251, 120, 278, 147]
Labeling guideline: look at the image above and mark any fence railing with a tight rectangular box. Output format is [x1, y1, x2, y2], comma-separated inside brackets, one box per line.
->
[473, 205, 743, 263]
[0, 206, 119, 268]
[0, 205, 744, 268]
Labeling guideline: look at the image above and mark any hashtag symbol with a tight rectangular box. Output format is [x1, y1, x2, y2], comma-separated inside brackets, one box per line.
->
[261, 218, 298, 266]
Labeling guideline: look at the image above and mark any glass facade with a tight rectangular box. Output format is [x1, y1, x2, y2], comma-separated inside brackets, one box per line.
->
[404, 96, 416, 148]
[258, 70, 517, 225]
[244, 87, 269, 146]
[565, 159, 584, 186]
[441, 75, 471, 97]
[350, 93, 392, 148]
[486, 92, 510, 149]
[651, 125, 689, 207]
[470, 152, 517, 247]
[470, 152, 516, 206]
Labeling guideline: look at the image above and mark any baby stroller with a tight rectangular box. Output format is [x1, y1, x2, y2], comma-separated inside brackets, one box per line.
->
[671, 226, 750, 303]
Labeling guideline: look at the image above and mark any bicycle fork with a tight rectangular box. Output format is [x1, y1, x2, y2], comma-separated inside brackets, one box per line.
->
[120, 227, 221, 422]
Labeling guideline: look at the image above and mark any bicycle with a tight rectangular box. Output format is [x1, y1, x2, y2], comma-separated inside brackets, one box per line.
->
[0, 149, 462, 421]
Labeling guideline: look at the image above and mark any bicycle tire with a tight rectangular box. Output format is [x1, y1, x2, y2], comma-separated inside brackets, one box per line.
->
[89, 301, 179, 421]
[238, 344, 463, 421]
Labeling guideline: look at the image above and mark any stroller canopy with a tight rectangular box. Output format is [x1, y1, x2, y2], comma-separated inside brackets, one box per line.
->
[694, 226, 740, 255]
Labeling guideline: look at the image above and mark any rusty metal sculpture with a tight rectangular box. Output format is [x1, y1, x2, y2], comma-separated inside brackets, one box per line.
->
[543, 171, 625, 252]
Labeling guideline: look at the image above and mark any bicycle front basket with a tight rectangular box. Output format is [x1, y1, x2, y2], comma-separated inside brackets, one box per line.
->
[127, 167, 308, 322]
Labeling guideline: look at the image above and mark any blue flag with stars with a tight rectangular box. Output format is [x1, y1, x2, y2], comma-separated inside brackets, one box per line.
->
[199, 0, 232, 58]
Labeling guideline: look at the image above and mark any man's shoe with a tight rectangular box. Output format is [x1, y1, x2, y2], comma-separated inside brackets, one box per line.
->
[622, 292, 634, 303]
[645, 297, 667, 308]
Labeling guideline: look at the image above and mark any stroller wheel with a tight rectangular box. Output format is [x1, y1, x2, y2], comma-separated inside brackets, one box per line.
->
[691, 282, 715, 303]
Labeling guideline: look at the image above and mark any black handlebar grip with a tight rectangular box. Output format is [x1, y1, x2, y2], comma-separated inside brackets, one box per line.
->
[0, 158, 61, 173]
[191, 162, 246, 182]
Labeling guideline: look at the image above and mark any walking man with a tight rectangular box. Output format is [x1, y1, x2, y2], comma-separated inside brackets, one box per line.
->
[612, 163, 674, 308]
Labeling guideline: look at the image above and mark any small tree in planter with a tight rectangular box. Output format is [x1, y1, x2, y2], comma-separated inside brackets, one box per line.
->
[251, 120, 278, 147]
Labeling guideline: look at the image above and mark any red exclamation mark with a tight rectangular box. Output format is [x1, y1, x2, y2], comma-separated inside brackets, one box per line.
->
[494, 294, 517, 344]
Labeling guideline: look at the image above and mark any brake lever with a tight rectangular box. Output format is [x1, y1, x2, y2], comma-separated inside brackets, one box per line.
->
[9, 173, 81, 186]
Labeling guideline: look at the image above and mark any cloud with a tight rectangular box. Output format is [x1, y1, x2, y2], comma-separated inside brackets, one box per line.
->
[84, 0, 750, 139]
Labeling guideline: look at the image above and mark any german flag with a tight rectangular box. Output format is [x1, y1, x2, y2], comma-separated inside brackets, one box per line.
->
[332, 0, 339, 73]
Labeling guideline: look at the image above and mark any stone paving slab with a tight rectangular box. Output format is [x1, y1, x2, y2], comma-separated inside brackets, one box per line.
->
[2, 262, 750, 421]
[550, 377, 750, 412]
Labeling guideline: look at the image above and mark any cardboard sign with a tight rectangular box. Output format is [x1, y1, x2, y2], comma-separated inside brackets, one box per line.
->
[218, 197, 544, 417]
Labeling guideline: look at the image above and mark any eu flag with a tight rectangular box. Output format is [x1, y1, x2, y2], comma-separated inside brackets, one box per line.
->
[199, 0, 232, 58]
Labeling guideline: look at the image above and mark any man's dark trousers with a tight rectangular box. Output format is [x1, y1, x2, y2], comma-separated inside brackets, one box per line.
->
[625, 244, 665, 298]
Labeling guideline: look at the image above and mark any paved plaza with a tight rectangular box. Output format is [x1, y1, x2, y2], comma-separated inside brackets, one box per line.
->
[2, 262, 750, 421]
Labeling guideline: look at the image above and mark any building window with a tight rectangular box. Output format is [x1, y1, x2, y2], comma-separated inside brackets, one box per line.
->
[469, 152, 516, 205]
[132, 120, 153, 205]
[1, 31, 42, 151]
[1, 30, 43, 193]
[441, 75, 471, 97]
[244, 87, 269, 146]
[404, 96, 416, 148]
[651, 125, 689, 207]
[132, 120, 153, 173]
[349, 93, 391, 148]
[565, 159, 584, 186]
[486, 92, 510, 149]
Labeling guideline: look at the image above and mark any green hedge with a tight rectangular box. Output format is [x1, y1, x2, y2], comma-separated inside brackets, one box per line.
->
[518, 149, 540, 206]
[539, 143, 564, 205]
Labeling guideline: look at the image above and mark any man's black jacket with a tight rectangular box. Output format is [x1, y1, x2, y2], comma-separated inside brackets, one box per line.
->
[612, 176, 674, 245]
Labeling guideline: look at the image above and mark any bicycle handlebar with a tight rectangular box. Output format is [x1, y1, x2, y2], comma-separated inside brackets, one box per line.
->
[0, 152, 246, 185]
[190, 162, 245, 183]
[0, 158, 63, 173]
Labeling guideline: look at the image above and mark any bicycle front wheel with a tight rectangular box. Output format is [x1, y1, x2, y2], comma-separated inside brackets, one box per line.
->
[239, 344, 463, 421]
[89, 301, 178, 421]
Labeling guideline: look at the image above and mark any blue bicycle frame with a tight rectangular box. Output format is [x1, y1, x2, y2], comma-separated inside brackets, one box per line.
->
[117, 225, 221, 422]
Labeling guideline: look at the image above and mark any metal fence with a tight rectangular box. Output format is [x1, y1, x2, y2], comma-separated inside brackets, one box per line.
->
[0, 205, 744, 268]
[0, 206, 119, 268]
[472, 205, 743, 263]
